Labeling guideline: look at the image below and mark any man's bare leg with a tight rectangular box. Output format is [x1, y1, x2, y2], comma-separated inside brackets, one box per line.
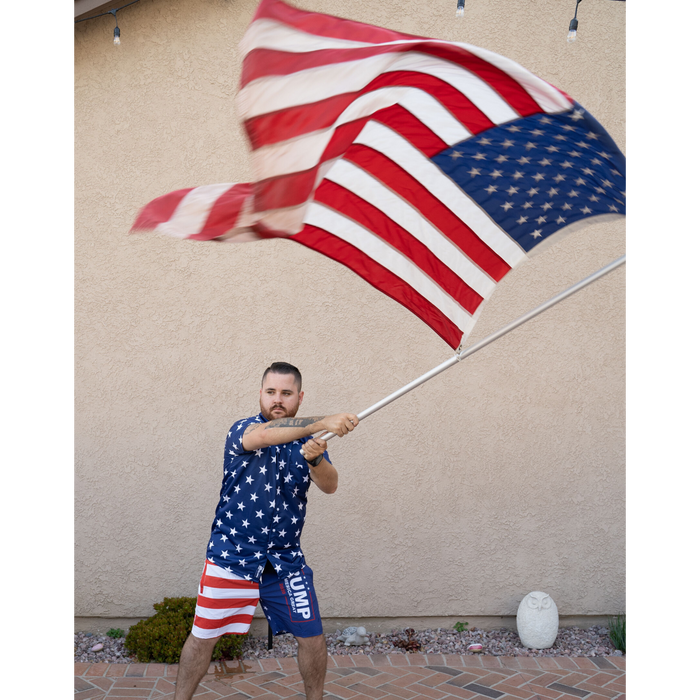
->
[173, 633, 220, 700]
[296, 634, 327, 700]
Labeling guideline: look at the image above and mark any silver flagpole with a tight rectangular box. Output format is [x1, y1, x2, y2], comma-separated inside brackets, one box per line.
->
[319, 254, 626, 442]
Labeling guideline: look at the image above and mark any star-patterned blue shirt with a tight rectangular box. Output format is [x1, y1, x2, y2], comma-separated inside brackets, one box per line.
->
[206, 413, 330, 582]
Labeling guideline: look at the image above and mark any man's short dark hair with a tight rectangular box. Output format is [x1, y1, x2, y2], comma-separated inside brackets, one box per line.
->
[261, 362, 302, 391]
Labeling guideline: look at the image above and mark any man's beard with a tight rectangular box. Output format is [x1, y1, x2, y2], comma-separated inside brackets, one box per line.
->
[261, 402, 299, 421]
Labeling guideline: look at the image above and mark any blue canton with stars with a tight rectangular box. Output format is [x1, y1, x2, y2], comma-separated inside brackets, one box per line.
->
[432, 103, 625, 253]
[207, 413, 329, 582]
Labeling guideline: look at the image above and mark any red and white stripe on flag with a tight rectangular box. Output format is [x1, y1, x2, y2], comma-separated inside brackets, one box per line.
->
[131, 0, 575, 349]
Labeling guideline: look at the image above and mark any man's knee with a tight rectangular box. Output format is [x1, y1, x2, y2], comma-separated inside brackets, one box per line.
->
[184, 633, 221, 656]
[296, 634, 326, 653]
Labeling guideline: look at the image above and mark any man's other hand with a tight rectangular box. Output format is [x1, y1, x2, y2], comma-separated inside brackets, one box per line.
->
[321, 413, 359, 437]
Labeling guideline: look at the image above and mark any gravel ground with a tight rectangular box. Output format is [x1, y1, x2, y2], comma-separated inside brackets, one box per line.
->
[75, 625, 622, 664]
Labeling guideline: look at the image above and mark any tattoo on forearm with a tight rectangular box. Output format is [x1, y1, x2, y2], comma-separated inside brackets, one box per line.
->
[264, 416, 324, 430]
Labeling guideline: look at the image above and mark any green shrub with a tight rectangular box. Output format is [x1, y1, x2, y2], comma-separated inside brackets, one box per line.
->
[453, 621, 469, 633]
[106, 628, 125, 639]
[608, 614, 625, 654]
[212, 634, 247, 661]
[124, 597, 247, 663]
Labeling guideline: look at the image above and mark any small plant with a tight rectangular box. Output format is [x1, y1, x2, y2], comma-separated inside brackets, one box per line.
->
[453, 621, 469, 633]
[608, 614, 625, 654]
[106, 628, 125, 639]
[392, 628, 422, 652]
[124, 597, 247, 663]
[213, 634, 247, 661]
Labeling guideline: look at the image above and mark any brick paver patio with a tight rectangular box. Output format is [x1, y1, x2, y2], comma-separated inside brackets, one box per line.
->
[74, 653, 625, 699]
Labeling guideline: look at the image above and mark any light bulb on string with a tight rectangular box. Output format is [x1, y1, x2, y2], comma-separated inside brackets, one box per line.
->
[110, 9, 121, 46]
[456, 0, 465, 18]
[74, 0, 141, 46]
[567, 0, 582, 43]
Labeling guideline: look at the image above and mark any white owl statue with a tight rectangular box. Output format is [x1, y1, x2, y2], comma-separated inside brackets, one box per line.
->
[516, 591, 559, 649]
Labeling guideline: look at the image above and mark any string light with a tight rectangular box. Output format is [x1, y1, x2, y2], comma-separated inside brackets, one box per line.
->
[114, 23, 121, 45]
[567, 0, 583, 42]
[456, 0, 465, 19]
[74, 0, 141, 46]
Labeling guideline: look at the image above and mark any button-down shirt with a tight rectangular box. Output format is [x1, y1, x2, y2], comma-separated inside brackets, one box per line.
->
[206, 413, 329, 581]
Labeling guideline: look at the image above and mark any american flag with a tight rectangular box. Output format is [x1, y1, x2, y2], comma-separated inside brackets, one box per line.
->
[132, 0, 626, 350]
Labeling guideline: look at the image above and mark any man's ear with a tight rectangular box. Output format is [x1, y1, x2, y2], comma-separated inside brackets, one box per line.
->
[298, 390, 304, 405]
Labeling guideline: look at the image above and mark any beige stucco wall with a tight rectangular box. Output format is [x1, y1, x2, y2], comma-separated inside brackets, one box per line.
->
[75, 0, 625, 628]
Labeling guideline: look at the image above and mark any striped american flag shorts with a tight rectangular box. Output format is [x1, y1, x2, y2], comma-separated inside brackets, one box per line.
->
[192, 560, 261, 638]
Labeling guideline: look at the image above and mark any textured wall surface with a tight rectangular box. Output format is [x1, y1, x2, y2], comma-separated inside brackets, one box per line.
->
[75, 0, 625, 623]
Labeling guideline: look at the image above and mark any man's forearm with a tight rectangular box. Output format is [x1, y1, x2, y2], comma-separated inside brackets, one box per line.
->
[265, 416, 326, 432]
[242, 412, 358, 452]
[308, 459, 338, 494]
[242, 416, 326, 451]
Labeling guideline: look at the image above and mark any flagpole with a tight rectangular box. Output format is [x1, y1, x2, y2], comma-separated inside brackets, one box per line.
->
[319, 254, 625, 442]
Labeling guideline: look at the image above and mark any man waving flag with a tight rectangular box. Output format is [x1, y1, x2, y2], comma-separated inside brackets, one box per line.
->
[132, 0, 625, 350]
